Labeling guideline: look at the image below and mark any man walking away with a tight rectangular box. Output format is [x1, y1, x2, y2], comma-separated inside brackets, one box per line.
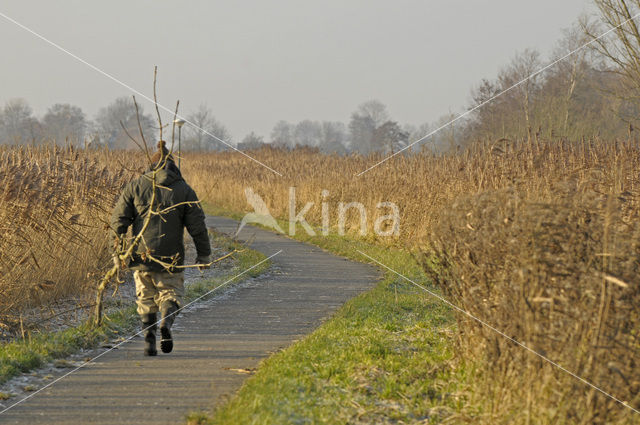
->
[111, 141, 211, 356]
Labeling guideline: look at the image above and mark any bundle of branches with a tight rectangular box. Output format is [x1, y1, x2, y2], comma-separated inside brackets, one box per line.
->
[94, 67, 240, 325]
[420, 181, 640, 424]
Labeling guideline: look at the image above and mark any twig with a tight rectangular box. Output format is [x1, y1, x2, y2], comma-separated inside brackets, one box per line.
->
[148, 200, 202, 216]
[171, 100, 179, 154]
[153, 66, 163, 142]
[120, 120, 148, 158]
[144, 249, 242, 271]
[95, 168, 159, 325]
[132, 96, 152, 165]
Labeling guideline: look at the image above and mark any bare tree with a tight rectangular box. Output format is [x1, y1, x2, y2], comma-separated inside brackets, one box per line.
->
[348, 114, 375, 153]
[372, 121, 408, 153]
[464, 19, 633, 143]
[468, 78, 511, 140]
[552, 22, 595, 135]
[0, 99, 41, 144]
[431, 112, 463, 152]
[407, 122, 432, 153]
[319, 121, 347, 154]
[586, 0, 640, 92]
[271, 120, 295, 148]
[293, 120, 323, 147]
[498, 48, 543, 142]
[237, 132, 265, 150]
[348, 100, 390, 154]
[184, 104, 231, 151]
[95, 97, 154, 149]
[271, 120, 347, 153]
[583, 1, 640, 129]
[357, 100, 389, 127]
[42, 103, 87, 146]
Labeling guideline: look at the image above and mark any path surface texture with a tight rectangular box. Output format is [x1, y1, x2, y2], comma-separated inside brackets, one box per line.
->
[0, 216, 379, 425]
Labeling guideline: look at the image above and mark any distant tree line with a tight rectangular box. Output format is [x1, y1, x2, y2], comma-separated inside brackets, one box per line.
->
[450, 6, 640, 147]
[0, 97, 232, 151]
[463, 19, 638, 144]
[0, 99, 89, 146]
[258, 100, 418, 155]
[4, 2, 640, 153]
[252, 5, 640, 153]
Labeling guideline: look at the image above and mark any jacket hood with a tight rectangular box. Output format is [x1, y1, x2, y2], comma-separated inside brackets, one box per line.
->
[145, 164, 183, 186]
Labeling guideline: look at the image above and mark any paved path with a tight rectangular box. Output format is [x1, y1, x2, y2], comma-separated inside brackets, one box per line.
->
[0, 217, 379, 424]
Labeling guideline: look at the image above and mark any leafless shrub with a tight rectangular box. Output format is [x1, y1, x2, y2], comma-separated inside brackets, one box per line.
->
[421, 182, 640, 424]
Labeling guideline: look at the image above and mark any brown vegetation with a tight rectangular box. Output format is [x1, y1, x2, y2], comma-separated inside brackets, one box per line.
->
[1, 134, 638, 422]
[0, 145, 136, 332]
[424, 183, 640, 423]
[184, 139, 639, 245]
[184, 139, 640, 423]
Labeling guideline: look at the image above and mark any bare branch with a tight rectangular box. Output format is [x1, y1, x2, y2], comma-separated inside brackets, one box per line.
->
[148, 200, 202, 216]
[171, 101, 179, 154]
[120, 119, 152, 165]
[145, 249, 241, 271]
[131, 95, 152, 165]
[153, 66, 163, 142]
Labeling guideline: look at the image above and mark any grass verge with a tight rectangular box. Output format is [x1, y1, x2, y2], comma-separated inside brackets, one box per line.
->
[0, 232, 269, 388]
[188, 206, 467, 424]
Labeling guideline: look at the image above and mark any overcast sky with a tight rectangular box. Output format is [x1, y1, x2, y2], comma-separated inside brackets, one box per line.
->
[0, 1, 592, 143]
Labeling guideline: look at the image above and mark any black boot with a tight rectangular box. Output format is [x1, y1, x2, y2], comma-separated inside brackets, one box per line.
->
[159, 301, 179, 354]
[141, 313, 158, 357]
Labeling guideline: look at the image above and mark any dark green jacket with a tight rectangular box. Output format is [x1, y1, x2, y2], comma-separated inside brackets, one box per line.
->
[111, 164, 211, 272]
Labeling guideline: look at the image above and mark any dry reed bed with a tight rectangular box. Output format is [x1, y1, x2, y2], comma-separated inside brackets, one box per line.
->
[419, 141, 640, 423]
[184, 140, 640, 423]
[424, 185, 640, 424]
[1, 140, 636, 421]
[0, 145, 136, 333]
[184, 140, 640, 246]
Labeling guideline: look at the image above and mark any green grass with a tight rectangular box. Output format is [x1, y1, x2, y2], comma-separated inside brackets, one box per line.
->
[0, 233, 269, 388]
[0, 304, 139, 387]
[191, 205, 467, 424]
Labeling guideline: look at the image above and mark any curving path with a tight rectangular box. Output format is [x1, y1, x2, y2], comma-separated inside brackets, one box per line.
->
[0, 216, 379, 425]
